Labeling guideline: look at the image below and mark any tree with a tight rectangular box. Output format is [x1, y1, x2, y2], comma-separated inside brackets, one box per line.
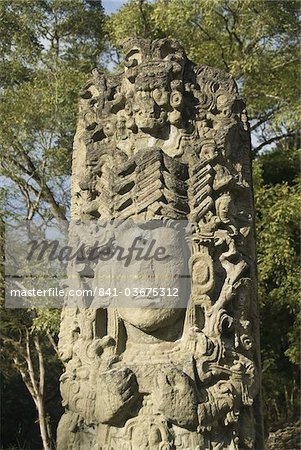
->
[0, 0, 107, 221]
[0, 308, 62, 450]
[253, 146, 300, 428]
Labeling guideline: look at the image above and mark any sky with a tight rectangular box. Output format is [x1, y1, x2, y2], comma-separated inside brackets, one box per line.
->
[103, 0, 125, 14]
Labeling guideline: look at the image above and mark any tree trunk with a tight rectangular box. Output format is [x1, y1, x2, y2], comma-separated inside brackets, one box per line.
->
[23, 331, 53, 450]
[36, 395, 52, 450]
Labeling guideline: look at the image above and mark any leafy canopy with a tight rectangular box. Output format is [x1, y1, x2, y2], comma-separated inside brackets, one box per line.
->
[0, 0, 107, 220]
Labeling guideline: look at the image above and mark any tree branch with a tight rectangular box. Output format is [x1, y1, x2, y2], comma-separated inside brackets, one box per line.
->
[34, 336, 45, 396]
[271, 58, 299, 71]
[46, 331, 63, 363]
[189, 19, 230, 72]
[253, 132, 294, 154]
[250, 108, 279, 131]
[24, 328, 39, 401]
[222, 3, 243, 49]
[10, 138, 67, 222]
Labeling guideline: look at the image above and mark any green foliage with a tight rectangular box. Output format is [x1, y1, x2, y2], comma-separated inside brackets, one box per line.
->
[256, 181, 300, 356]
[0, 371, 39, 449]
[0, 0, 106, 86]
[0, 303, 62, 449]
[254, 152, 300, 426]
[0, 0, 107, 220]
[0, 62, 86, 203]
[108, 0, 300, 152]
[259, 141, 300, 186]
[107, 0, 160, 43]
[31, 309, 61, 334]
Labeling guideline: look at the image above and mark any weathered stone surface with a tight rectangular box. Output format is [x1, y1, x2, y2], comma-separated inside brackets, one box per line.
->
[266, 421, 300, 450]
[57, 38, 263, 449]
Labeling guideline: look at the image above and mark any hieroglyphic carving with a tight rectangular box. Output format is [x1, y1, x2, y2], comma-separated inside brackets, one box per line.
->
[57, 38, 263, 450]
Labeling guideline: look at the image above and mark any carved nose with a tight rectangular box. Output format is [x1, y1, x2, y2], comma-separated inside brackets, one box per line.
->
[133, 259, 156, 281]
[139, 98, 155, 112]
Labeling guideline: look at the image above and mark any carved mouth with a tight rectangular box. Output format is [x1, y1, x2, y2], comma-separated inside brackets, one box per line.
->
[130, 296, 162, 307]
[136, 111, 166, 130]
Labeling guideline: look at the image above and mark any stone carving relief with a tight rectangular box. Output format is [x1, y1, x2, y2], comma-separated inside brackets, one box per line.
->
[57, 38, 263, 449]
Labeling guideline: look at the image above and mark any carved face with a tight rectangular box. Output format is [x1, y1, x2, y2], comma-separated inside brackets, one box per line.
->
[216, 194, 233, 222]
[153, 87, 170, 107]
[133, 89, 167, 133]
[103, 118, 115, 137]
[115, 225, 190, 332]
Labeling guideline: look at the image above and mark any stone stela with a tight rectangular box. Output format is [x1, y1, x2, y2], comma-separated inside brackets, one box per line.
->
[57, 38, 263, 450]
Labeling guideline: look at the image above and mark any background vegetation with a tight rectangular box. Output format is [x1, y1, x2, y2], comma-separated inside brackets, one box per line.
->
[0, 0, 300, 448]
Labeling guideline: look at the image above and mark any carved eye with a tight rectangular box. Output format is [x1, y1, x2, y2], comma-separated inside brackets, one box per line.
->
[170, 91, 182, 108]
[241, 334, 253, 350]
[216, 93, 229, 109]
[125, 103, 132, 115]
[103, 122, 114, 136]
[153, 88, 169, 106]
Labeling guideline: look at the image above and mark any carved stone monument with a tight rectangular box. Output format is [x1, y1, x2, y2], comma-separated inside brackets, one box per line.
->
[57, 38, 263, 450]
